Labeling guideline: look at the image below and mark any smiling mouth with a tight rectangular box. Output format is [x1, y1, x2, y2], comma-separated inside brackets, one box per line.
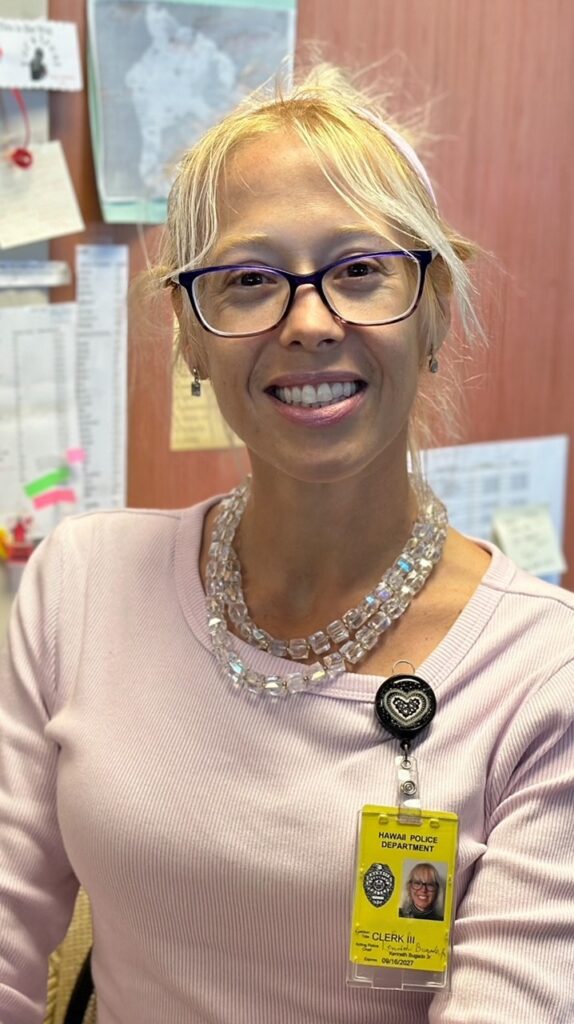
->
[267, 380, 366, 409]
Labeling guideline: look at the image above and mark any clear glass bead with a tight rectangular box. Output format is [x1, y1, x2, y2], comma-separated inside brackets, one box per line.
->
[326, 619, 350, 644]
[245, 671, 263, 693]
[206, 578, 226, 597]
[340, 640, 366, 665]
[355, 625, 378, 650]
[214, 643, 230, 665]
[305, 662, 328, 686]
[342, 606, 367, 632]
[252, 627, 272, 650]
[308, 630, 331, 655]
[262, 675, 286, 697]
[397, 558, 413, 573]
[361, 594, 380, 615]
[371, 611, 391, 634]
[414, 522, 432, 538]
[374, 583, 393, 603]
[406, 573, 425, 593]
[228, 601, 248, 624]
[268, 639, 288, 658]
[323, 652, 345, 679]
[383, 598, 400, 618]
[288, 638, 309, 660]
[286, 672, 307, 693]
[226, 652, 245, 673]
[226, 661, 246, 688]
[387, 570, 404, 591]
[208, 615, 226, 633]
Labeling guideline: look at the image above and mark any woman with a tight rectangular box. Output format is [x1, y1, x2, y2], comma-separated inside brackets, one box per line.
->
[399, 863, 443, 921]
[1, 66, 573, 1024]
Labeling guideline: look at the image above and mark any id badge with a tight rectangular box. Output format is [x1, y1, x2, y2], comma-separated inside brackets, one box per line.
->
[348, 805, 458, 991]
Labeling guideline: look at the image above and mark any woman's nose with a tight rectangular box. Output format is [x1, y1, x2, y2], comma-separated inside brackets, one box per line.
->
[276, 284, 346, 350]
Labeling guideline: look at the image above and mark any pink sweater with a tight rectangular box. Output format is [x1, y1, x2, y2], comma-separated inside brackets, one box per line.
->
[1, 498, 573, 1023]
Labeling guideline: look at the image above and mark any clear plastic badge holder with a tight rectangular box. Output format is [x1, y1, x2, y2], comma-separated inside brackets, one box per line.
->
[347, 755, 458, 992]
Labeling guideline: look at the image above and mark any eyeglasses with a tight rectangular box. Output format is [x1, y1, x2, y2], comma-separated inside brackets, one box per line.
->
[174, 249, 435, 338]
[410, 880, 438, 892]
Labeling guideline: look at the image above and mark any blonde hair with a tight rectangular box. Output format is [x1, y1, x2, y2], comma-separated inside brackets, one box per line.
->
[146, 64, 485, 467]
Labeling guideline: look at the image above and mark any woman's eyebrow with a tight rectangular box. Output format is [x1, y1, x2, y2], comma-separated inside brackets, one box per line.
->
[212, 233, 270, 262]
[212, 226, 398, 263]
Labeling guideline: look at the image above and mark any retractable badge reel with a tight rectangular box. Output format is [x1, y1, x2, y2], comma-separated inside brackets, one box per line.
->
[348, 663, 459, 993]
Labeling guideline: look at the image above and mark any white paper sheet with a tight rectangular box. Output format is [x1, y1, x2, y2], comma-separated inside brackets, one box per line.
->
[491, 505, 567, 576]
[75, 245, 128, 511]
[0, 141, 84, 249]
[0, 302, 84, 536]
[423, 436, 569, 580]
[0, 260, 71, 288]
[0, 17, 82, 90]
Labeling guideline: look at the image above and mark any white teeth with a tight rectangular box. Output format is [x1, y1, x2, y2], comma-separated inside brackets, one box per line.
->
[317, 383, 333, 403]
[274, 381, 361, 407]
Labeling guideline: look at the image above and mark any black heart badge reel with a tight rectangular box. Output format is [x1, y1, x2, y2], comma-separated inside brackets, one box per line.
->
[374, 661, 437, 822]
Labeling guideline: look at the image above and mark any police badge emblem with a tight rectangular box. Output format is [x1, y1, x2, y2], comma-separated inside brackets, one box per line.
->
[363, 863, 395, 907]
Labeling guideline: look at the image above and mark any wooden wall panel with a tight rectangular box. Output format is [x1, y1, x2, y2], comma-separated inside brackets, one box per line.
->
[49, 0, 574, 585]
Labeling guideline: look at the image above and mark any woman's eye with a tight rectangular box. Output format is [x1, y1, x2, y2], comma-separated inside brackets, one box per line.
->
[239, 271, 265, 286]
[228, 270, 275, 287]
[344, 261, 374, 277]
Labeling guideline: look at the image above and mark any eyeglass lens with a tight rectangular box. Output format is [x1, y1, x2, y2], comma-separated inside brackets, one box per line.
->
[410, 881, 438, 891]
[192, 253, 421, 335]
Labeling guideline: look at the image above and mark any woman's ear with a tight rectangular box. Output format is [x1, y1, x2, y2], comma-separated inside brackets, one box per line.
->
[433, 292, 451, 354]
[171, 284, 184, 320]
[171, 286, 208, 379]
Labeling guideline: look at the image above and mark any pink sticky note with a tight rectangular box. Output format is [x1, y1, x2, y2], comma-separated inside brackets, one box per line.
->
[67, 447, 86, 464]
[33, 488, 77, 510]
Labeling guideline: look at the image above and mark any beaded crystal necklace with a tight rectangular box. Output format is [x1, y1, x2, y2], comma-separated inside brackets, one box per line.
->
[205, 479, 448, 696]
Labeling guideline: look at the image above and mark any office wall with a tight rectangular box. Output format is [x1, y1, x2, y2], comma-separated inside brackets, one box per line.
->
[49, 0, 574, 585]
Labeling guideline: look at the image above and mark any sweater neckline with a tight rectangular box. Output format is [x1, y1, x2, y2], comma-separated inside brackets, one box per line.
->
[175, 493, 517, 704]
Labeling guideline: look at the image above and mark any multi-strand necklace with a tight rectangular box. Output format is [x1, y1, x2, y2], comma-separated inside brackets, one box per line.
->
[205, 479, 448, 697]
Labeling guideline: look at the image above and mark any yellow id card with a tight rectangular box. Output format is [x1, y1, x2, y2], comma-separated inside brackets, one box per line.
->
[349, 806, 458, 975]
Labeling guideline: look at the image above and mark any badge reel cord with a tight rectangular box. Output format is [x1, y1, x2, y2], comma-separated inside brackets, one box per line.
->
[374, 661, 437, 819]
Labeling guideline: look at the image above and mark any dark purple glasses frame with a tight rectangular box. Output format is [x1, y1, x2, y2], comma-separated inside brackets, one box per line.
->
[174, 249, 436, 338]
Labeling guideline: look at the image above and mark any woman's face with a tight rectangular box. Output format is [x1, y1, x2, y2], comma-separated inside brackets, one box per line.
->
[185, 131, 429, 487]
[408, 866, 439, 912]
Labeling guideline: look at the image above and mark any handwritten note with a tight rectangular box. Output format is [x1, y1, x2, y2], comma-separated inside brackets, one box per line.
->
[0, 141, 84, 249]
[492, 505, 567, 576]
[170, 361, 243, 452]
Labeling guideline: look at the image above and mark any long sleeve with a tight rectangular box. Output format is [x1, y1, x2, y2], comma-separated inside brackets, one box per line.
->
[430, 663, 574, 1023]
[0, 528, 79, 1023]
